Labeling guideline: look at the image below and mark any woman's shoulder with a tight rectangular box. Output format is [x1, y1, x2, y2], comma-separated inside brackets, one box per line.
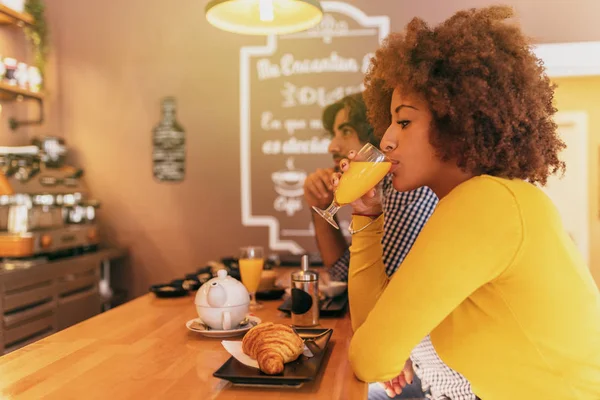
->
[439, 175, 545, 218]
[442, 175, 555, 222]
[450, 175, 541, 200]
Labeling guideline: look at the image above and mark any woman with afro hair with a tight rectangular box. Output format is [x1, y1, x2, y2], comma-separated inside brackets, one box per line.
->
[336, 6, 600, 400]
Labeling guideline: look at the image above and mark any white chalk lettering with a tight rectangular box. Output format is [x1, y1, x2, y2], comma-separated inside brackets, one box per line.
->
[362, 53, 375, 74]
[261, 111, 282, 130]
[261, 137, 331, 155]
[274, 195, 303, 216]
[284, 119, 307, 135]
[282, 137, 330, 154]
[256, 59, 281, 80]
[310, 119, 323, 130]
[257, 52, 359, 81]
[262, 140, 282, 155]
[281, 82, 364, 108]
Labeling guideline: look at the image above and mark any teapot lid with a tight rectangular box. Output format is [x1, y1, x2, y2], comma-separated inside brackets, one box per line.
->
[194, 269, 249, 307]
[216, 269, 227, 279]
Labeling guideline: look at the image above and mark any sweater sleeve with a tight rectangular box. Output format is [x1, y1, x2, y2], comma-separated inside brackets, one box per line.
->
[348, 177, 524, 382]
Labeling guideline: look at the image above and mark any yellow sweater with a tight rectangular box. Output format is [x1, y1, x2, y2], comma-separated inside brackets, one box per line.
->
[348, 175, 600, 400]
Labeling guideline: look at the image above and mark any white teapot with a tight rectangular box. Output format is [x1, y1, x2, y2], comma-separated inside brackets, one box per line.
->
[195, 269, 249, 330]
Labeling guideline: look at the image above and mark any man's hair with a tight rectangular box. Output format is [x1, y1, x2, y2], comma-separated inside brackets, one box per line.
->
[322, 92, 377, 145]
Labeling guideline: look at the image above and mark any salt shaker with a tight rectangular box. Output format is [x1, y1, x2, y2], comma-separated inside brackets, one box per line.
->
[291, 255, 319, 327]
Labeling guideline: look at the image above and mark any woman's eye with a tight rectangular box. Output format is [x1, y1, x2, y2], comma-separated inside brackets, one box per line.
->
[342, 129, 352, 136]
[397, 120, 410, 128]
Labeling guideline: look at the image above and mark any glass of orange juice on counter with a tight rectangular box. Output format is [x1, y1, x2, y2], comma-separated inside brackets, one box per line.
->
[312, 142, 391, 229]
[239, 246, 264, 310]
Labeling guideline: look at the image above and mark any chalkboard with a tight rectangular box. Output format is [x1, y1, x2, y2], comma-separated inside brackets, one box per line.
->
[240, 2, 390, 254]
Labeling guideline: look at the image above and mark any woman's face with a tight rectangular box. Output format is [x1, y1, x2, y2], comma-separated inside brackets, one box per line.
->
[380, 88, 444, 193]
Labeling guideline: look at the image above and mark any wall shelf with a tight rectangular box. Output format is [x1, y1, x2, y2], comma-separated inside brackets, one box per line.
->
[0, 5, 33, 26]
[0, 81, 43, 101]
[0, 81, 44, 130]
[0, 5, 43, 131]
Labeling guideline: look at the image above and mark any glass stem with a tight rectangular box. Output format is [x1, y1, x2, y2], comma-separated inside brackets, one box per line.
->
[324, 201, 341, 218]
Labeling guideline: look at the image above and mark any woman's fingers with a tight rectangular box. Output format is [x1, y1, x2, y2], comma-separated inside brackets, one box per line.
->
[339, 158, 350, 172]
[331, 172, 342, 190]
[394, 374, 407, 393]
[380, 381, 396, 398]
[403, 359, 415, 385]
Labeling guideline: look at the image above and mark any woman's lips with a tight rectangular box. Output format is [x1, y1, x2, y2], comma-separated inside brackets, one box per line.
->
[388, 159, 400, 173]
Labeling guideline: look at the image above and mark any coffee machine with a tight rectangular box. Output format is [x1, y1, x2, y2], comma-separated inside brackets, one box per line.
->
[0, 137, 100, 259]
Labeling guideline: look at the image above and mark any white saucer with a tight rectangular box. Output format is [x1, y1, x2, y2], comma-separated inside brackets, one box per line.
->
[186, 315, 261, 338]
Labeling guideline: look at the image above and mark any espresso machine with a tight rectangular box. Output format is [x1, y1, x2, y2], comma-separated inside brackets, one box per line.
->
[0, 137, 100, 259]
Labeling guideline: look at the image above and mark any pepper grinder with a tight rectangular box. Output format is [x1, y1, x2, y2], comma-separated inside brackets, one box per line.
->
[291, 255, 320, 327]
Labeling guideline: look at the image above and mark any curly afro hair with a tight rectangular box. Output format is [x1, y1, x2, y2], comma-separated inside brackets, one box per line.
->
[363, 5, 565, 185]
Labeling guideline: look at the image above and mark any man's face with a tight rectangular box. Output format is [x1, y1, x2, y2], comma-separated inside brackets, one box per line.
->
[327, 107, 364, 170]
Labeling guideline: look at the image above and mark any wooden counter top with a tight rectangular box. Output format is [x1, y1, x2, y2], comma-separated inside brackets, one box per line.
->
[0, 293, 368, 400]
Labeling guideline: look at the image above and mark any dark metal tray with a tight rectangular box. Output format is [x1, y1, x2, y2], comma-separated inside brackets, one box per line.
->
[213, 328, 333, 388]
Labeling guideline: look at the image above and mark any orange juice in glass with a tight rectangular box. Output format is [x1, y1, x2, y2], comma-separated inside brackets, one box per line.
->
[312, 143, 390, 229]
[239, 246, 264, 310]
[334, 161, 392, 205]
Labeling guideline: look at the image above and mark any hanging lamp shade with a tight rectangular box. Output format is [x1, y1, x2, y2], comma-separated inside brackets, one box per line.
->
[205, 0, 323, 35]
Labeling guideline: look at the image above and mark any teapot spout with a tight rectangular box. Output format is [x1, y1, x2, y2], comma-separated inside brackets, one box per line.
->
[206, 282, 227, 307]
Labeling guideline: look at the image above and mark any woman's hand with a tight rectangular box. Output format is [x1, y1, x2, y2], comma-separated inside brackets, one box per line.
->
[332, 150, 383, 216]
[378, 359, 415, 398]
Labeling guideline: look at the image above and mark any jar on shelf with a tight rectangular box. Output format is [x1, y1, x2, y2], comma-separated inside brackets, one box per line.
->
[16, 62, 28, 89]
[28, 66, 41, 92]
[4, 57, 17, 86]
[0, 56, 6, 82]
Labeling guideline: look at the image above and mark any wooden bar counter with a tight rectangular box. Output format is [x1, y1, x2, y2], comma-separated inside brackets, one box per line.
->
[0, 292, 368, 400]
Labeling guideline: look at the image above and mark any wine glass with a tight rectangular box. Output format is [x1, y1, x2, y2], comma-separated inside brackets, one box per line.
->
[312, 143, 390, 229]
[239, 246, 264, 310]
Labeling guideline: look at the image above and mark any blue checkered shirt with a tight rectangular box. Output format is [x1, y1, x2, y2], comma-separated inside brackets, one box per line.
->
[330, 175, 477, 400]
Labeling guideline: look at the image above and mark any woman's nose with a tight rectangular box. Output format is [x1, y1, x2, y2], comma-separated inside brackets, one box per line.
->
[380, 126, 397, 153]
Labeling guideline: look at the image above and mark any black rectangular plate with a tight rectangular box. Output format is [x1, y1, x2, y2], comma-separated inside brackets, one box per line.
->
[277, 295, 348, 317]
[213, 328, 333, 387]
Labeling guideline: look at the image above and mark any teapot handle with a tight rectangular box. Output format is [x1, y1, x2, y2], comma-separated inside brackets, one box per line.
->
[222, 311, 232, 331]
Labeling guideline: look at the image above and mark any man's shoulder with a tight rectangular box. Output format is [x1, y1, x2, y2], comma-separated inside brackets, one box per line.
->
[384, 184, 439, 208]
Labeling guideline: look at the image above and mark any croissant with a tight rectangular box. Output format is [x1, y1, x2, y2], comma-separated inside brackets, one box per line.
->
[242, 322, 304, 375]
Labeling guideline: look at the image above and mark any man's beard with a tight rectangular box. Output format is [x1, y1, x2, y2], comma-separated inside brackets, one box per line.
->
[332, 153, 345, 172]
